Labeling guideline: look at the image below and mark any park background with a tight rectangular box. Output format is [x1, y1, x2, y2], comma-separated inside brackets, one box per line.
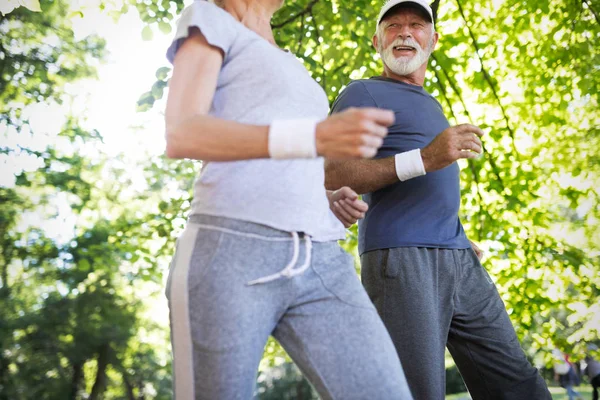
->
[0, 0, 598, 398]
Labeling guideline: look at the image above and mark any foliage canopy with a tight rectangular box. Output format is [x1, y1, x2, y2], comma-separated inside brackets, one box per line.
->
[1, 0, 598, 397]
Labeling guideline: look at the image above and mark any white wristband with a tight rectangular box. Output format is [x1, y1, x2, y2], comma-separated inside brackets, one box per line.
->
[394, 149, 426, 181]
[268, 119, 318, 159]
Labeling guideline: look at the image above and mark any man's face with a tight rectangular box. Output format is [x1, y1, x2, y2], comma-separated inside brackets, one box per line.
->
[374, 7, 438, 76]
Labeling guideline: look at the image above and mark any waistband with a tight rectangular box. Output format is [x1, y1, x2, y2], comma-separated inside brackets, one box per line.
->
[188, 214, 312, 286]
[188, 214, 305, 239]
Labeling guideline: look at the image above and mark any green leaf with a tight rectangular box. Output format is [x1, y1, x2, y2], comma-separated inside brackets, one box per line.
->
[141, 25, 153, 41]
[155, 66, 170, 81]
[150, 80, 166, 99]
[136, 91, 155, 112]
[158, 22, 172, 34]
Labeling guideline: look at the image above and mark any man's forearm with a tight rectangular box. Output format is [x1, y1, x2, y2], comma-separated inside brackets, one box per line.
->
[324, 158, 398, 194]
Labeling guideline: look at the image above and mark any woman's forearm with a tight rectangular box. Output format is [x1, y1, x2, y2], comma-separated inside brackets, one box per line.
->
[165, 114, 269, 161]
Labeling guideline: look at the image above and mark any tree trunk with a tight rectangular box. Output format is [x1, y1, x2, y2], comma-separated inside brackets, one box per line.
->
[0, 258, 12, 400]
[121, 369, 136, 400]
[297, 380, 307, 400]
[1, 236, 13, 293]
[89, 343, 110, 400]
[0, 248, 10, 298]
[0, 354, 9, 400]
[1, 265, 7, 292]
[70, 361, 84, 400]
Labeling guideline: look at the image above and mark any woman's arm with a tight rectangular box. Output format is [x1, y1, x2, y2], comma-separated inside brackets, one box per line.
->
[327, 187, 369, 228]
[165, 28, 269, 161]
[165, 29, 395, 161]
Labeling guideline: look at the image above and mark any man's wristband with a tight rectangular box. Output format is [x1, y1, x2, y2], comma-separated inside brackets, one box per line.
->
[394, 149, 426, 181]
[268, 119, 318, 159]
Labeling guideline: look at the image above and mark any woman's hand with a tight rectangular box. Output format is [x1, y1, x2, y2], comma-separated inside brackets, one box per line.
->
[327, 187, 369, 228]
[470, 240, 483, 260]
[316, 107, 394, 159]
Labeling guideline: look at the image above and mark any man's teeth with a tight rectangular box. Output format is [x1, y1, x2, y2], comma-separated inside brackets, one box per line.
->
[394, 46, 415, 50]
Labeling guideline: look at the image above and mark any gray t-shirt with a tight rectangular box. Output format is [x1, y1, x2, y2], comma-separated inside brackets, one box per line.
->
[166, 1, 344, 241]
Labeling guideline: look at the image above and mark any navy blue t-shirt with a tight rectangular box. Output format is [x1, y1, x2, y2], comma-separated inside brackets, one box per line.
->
[331, 78, 471, 254]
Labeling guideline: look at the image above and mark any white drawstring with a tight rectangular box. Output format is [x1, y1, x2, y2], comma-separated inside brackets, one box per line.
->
[284, 235, 312, 278]
[246, 232, 312, 286]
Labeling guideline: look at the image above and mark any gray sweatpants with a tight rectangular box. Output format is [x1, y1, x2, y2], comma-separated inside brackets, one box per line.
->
[361, 247, 551, 400]
[166, 215, 412, 400]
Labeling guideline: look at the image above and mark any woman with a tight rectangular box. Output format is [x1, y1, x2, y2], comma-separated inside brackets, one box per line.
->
[164, 0, 412, 398]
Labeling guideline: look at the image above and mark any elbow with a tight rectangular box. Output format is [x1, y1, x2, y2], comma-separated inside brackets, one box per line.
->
[324, 161, 341, 190]
[165, 145, 181, 159]
[164, 117, 189, 159]
[324, 177, 337, 191]
[164, 133, 185, 159]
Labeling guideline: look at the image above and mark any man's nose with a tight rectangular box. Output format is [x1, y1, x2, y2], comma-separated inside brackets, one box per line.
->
[397, 25, 412, 39]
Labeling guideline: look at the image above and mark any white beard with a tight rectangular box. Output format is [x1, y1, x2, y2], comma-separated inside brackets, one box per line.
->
[379, 37, 433, 76]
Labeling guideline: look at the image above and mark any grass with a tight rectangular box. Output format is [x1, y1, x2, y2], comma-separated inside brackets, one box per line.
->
[446, 385, 593, 399]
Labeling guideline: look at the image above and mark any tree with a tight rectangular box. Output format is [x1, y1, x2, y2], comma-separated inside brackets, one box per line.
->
[1, 1, 173, 398]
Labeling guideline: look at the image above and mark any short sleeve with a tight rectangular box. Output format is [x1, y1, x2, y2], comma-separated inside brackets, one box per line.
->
[166, 1, 239, 64]
[330, 81, 378, 114]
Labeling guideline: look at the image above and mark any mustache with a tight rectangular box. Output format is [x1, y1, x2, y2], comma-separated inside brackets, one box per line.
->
[387, 38, 423, 52]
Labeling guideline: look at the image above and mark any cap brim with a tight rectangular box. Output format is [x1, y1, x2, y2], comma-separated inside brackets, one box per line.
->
[379, 1, 433, 25]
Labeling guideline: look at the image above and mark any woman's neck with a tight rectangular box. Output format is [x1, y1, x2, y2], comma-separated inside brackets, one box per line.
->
[224, 0, 277, 45]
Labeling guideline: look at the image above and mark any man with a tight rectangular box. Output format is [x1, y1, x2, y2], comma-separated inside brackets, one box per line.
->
[585, 346, 600, 400]
[325, 0, 551, 399]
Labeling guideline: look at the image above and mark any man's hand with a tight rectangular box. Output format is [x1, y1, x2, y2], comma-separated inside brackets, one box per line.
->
[470, 240, 483, 260]
[327, 187, 369, 228]
[421, 124, 485, 172]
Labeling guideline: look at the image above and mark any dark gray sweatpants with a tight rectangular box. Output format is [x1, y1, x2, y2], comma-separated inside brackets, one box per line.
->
[361, 247, 551, 400]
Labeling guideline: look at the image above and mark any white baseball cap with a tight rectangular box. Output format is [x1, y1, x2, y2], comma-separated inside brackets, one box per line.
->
[376, 0, 434, 26]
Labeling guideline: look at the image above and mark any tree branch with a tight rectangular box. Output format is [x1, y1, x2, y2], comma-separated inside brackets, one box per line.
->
[431, 55, 471, 118]
[90, 344, 111, 400]
[69, 361, 84, 400]
[430, 0, 441, 25]
[114, 358, 136, 400]
[271, 0, 320, 29]
[433, 68, 485, 238]
[1, 258, 9, 294]
[295, 14, 306, 54]
[454, 0, 519, 157]
[583, 0, 600, 25]
[331, 62, 348, 78]
[467, 160, 485, 240]
[309, 9, 326, 91]
[0, 40, 8, 98]
[433, 50, 532, 243]
[432, 68, 459, 123]
[431, 53, 506, 188]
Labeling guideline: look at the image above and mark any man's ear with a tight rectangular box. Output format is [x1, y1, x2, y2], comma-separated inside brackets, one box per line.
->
[432, 31, 439, 49]
[372, 34, 378, 50]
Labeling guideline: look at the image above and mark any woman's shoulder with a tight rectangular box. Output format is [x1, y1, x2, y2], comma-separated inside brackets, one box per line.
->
[167, 1, 245, 64]
[179, 1, 241, 32]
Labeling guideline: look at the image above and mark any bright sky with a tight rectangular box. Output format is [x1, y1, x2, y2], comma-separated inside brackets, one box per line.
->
[1, 4, 183, 185]
[1, 4, 191, 236]
[70, 7, 176, 158]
